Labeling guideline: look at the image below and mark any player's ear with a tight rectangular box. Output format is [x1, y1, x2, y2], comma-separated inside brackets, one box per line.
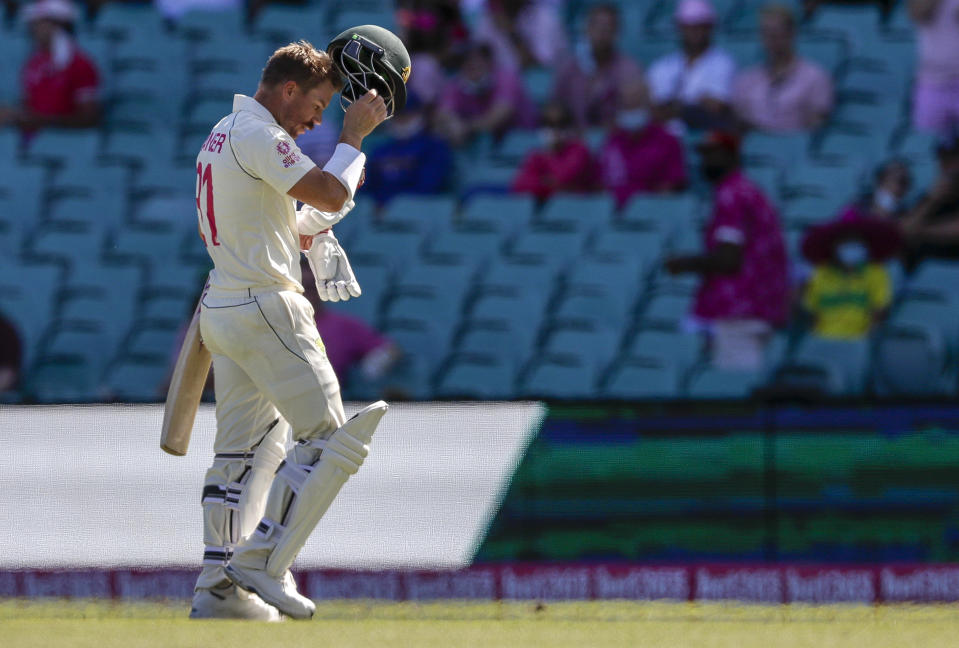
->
[282, 80, 298, 100]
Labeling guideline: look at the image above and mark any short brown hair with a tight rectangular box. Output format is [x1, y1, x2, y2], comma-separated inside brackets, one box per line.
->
[260, 40, 343, 91]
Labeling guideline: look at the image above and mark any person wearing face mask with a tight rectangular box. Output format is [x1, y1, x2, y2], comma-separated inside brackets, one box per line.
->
[665, 131, 789, 370]
[511, 101, 595, 202]
[0, 0, 100, 133]
[597, 80, 687, 208]
[866, 159, 913, 220]
[436, 43, 536, 146]
[364, 93, 454, 205]
[800, 214, 901, 340]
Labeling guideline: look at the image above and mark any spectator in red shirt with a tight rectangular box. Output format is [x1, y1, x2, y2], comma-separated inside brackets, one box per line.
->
[511, 101, 596, 202]
[436, 43, 536, 146]
[0, 0, 100, 132]
[665, 131, 789, 370]
[597, 80, 688, 208]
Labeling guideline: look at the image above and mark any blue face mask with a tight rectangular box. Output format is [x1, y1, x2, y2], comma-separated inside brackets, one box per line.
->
[836, 241, 868, 268]
[616, 108, 649, 131]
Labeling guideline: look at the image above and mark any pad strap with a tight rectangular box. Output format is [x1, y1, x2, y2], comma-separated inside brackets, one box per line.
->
[322, 143, 366, 201]
[203, 545, 234, 566]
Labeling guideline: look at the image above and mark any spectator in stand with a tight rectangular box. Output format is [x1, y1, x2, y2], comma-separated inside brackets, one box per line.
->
[511, 100, 595, 202]
[665, 131, 789, 370]
[397, 0, 470, 106]
[0, 0, 100, 133]
[909, 0, 959, 134]
[732, 3, 835, 132]
[0, 311, 22, 394]
[597, 80, 688, 208]
[435, 42, 536, 145]
[365, 93, 454, 205]
[900, 130, 959, 267]
[801, 211, 901, 340]
[648, 0, 736, 131]
[552, 3, 645, 129]
[300, 260, 402, 392]
[845, 158, 914, 221]
[472, 0, 568, 70]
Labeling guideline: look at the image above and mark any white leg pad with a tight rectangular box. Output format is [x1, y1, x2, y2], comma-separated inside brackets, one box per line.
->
[230, 401, 388, 579]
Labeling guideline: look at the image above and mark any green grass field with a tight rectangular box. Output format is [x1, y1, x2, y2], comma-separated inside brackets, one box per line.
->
[3, 599, 958, 647]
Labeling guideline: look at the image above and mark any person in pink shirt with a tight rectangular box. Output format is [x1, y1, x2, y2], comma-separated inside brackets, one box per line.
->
[597, 81, 687, 208]
[910, 0, 959, 134]
[300, 260, 401, 387]
[665, 131, 789, 370]
[732, 3, 834, 132]
[551, 3, 645, 129]
[511, 101, 596, 201]
[436, 43, 536, 145]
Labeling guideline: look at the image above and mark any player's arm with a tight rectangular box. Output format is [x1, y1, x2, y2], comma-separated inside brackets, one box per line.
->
[288, 90, 387, 213]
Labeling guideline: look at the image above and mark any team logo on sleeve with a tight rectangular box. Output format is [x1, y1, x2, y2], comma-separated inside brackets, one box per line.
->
[276, 140, 300, 168]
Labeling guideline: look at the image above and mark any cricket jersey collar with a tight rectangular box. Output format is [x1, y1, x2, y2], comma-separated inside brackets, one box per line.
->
[233, 94, 279, 125]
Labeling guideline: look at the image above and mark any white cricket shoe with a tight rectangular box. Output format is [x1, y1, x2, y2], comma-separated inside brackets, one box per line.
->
[189, 582, 283, 621]
[225, 564, 315, 620]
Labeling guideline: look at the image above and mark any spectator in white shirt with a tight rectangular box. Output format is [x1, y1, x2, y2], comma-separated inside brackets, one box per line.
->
[647, 0, 736, 131]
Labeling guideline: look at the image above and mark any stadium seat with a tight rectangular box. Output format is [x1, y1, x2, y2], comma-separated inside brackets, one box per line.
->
[741, 132, 812, 169]
[872, 321, 955, 396]
[797, 34, 848, 74]
[520, 352, 599, 398]
[509, 228, 590, 268]
[352, 227, 425, 267]
[789, 336, 871, 396]
[907, 260, 959, 298]
[455, 320, 532, 369]
[493, 130, 542, 167]
[619, 194, 700, 230]
[780, 193, 847, 228]
[628, 329, 703, 374]
[435, 352, 516, 399]
[461, 194, 536, 234]
[0, 261, 62, 370]
[107, 224, 183, 266]
[380, 195, 456, 234]
[254, 4, 328, 43]
[550, 287, 632, 330]
[806, 4, 882, 54]
[26, 354, 102, 402]
[684, 365, 763, 399]
[565, 253, 645, 291]
[602, 357, 681, 399]
[125, 324, 181, 358]
[637, 291, 693, 329]
[95, 3, 169, 40]
[135, 194, 197, 230]
[425, 226, 505, 264]
[522, 67, 554, 106]
[102, 357, 168, 401]
[891, 291, 959, 348]
[538, 194, 616, 228]
[24, 130, 100, 167]
[480, 256, 559, 293]
[28, 222, 106, 268]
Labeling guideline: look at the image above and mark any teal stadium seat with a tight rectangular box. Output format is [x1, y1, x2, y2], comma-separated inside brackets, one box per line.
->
[550, 286, 633, 330]
[520, 352, 600, 399]
[28, 222, 106, 268]
[522, 67, 554, 106]
[684, 365, 763, 399]
[380, 195, 456, 234]
[426, 226, 506, 264]
[95, 3, 169, 40]
[461, 194, 536, 234]
[872, 321, 955, 396]
[891, 291, 959, 348]
[619, 194, 699, 230]
[435, 352, 515, 399]
[628, 329, 703, 374]
[637, 290, 693, 329]
[25, 129, 100, 167]
[541, 326, 621, 372]
[455, 320, 532, 369]
[509, 227, 591, 268]
[539, 194, 616, 228]
[103, 357, 167, 401]
[806, 4, 882, 55]
[254, 5, 328, 44]
[602, 357, 681, 399]
[125, 323, 180, 357]
[351, 227, 425, 267]
[789, 336, 871, 396]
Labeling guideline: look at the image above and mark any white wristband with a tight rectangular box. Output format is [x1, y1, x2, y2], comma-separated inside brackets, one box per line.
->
[322, 143, 366, 200]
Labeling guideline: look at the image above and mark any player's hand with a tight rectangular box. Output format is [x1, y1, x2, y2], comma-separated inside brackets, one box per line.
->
[342, 89, 389, 141]
[299, 234, 314, 251]
[305, 231, 361, 301]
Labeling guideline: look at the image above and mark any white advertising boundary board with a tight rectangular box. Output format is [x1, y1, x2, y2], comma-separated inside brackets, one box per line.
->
[0, 402, 545, 570]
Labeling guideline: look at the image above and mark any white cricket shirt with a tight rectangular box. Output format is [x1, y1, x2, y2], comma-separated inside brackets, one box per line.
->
[196, 94, 316, 293]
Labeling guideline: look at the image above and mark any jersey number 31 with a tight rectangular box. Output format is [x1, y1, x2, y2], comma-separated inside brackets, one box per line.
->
[196, 162, 219, 246]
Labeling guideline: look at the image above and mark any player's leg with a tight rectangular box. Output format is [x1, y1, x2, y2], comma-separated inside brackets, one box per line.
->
[217, 290, 388, 618]
[192, 309, 289, 621]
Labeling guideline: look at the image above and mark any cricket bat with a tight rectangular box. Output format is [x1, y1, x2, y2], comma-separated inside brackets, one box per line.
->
[160, 299, 212, 456]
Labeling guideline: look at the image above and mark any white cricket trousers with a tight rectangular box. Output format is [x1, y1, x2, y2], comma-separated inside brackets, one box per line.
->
[193, 285, 345, 590]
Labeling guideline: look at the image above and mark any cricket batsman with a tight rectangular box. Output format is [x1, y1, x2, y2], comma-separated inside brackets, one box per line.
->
[187, 27, 410, 620]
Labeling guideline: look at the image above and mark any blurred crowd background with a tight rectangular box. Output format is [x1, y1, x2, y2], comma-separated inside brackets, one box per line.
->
[1, 0, 958, 403]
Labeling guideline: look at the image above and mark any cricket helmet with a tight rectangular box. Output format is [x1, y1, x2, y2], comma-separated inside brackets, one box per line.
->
[327, 25, 411, 118]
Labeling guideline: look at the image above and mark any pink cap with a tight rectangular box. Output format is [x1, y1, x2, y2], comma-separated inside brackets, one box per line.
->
[675, 0, 717, 25]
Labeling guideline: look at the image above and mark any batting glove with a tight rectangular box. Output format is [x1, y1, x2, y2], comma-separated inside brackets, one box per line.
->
[306, 231, 362, 302]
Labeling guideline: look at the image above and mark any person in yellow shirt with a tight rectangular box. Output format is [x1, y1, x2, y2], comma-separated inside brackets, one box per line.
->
[801, 209, 903, 340]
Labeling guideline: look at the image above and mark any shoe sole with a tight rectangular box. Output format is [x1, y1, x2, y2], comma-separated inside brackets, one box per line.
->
[224, 565, 314, 620]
